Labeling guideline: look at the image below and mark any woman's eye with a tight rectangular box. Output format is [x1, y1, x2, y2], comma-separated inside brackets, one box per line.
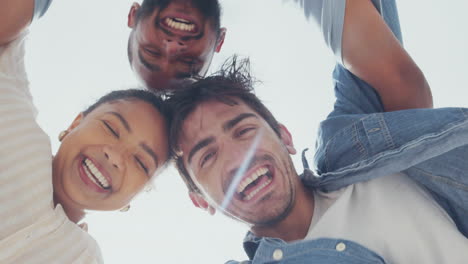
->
[102, 121, 119, 138]
[200, 151, 216, 168]
[135, 156, 149, 175]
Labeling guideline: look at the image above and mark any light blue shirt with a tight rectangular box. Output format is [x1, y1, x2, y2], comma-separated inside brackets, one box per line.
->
[33, 0, 53, 21]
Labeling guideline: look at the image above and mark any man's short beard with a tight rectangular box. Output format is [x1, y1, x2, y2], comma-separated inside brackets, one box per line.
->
[253, 171, 296, 226]
[250, 154, 298, 227]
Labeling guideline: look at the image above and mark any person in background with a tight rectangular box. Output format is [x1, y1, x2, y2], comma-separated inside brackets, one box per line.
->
[127, 0, 432, 114]
[127, 0, 226, 90]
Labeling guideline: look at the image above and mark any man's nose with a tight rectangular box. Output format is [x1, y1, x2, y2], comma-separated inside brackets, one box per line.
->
[224, 142, 256, 175]
[103, 145, 125, 170]
[163, 38, 185, 55]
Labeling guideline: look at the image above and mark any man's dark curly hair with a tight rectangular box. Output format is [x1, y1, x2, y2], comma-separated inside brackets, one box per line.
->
[167, 56, 281, 193]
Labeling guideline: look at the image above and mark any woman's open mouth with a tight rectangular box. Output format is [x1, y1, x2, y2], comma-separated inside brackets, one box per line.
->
[79, 157, 112, 192]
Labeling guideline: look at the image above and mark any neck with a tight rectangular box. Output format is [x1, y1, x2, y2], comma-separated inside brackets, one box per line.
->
[251, 183, 314, 242]
[53, 193, 85, 223]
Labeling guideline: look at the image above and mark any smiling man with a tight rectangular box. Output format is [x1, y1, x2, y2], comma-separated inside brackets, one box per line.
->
[169, 58, 468, 263]
[167, 0, 468, 261]
[127, 0, 226, 90]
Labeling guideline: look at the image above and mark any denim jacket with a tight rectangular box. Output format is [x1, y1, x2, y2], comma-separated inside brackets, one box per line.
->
[227, 0, 468, 263]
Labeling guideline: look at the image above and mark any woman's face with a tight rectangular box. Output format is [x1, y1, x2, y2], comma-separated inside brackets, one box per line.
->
[53, 99, 169, 211]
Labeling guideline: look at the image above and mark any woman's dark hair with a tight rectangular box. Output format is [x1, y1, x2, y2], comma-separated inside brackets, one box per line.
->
[167, 56, 281, 193]
[83, 89, 169, 117]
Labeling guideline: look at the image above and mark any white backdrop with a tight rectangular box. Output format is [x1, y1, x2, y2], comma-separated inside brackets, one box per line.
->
[25, 0, 468, 263]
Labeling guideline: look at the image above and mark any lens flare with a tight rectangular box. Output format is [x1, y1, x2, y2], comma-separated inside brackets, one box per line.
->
[220, 129, 264, 210]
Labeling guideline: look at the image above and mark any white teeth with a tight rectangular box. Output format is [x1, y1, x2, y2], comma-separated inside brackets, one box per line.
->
[175, 18, 190, 23]
[236, 167, 269, 193]
[244, 177, 272, 201]
[165, 17, 195, 32]
[84, 158, 110, 189]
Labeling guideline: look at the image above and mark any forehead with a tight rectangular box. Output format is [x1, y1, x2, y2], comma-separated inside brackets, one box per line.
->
[90, 99, 168, 144]
[180, 99, 258, 141]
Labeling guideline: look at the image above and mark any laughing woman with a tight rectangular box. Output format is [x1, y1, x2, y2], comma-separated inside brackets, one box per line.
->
[0, 1, 170, 263]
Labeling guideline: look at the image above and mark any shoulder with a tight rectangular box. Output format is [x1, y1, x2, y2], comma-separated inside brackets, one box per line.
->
[0, 30, 28, 72]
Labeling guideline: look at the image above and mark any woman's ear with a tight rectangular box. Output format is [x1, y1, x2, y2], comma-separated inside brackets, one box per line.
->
[278, 123, 296, 155]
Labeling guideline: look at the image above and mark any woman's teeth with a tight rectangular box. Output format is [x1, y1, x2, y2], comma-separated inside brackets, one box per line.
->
[83, 158, 110, 189]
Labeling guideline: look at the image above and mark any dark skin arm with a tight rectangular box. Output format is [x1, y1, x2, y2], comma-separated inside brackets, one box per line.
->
[342, 0, 433, 111]
[0, 0, 34, 45]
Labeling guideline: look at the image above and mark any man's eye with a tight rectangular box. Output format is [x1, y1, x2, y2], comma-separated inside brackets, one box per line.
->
[200, 151, 216, 168]
[145, 48, 161, 57]
[102, 121, 119, 138]
[237, 127, 256, 137]
[135, 156, 149, 175]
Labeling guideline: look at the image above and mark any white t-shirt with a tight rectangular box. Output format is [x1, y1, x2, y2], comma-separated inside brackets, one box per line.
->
[0, 32, 103, 263]
[306, 173, 468, 263]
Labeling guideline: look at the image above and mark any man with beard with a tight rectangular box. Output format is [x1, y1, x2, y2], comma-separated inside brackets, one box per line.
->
[127, 0, 432, 115]
[168, 61, 468, 264]
[126, 0, 226, 90]
[167, 1, 468, 264]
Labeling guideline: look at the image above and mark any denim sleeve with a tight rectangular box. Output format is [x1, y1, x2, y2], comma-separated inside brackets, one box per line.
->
[33, 0, 53, 21]
[309, 107, 468, 238]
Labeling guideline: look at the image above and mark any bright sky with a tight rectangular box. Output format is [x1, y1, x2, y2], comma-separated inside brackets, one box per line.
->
[25, 0, 468, 263]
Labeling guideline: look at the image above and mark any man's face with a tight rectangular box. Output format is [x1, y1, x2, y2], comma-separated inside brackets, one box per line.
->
[178, 99, 299, 225]
[53, 99, 169, 211]
[128, 0, 226, 90]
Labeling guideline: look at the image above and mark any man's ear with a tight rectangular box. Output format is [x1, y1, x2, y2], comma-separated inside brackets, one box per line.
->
[128, 2, 141, 28]
[189, 192, 216, 215]
[215, 28, 227, 53]
[68, 113, 84, 131]
[278, 123, 296, 155]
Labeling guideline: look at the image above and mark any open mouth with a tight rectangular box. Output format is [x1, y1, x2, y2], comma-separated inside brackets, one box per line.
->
[236, 166, 273, 201]
[162, 17, 197, 33]
[82, 158, 111, 190]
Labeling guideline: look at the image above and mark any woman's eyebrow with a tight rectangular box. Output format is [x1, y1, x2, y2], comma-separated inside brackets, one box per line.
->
[140, 143, 159, 168]
[108, 111, 131, 132]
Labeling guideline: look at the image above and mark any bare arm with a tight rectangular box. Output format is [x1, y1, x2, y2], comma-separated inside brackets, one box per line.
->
[342, 0, 433, 111]
[0, 0, 34, 45]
